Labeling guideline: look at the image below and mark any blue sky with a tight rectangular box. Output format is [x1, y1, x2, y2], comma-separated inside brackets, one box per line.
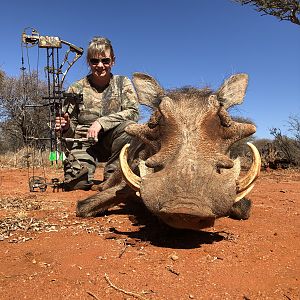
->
[0, 0, 299, 139]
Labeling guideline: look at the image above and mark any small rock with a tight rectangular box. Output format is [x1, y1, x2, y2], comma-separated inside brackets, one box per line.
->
[170, 254, 179, 261]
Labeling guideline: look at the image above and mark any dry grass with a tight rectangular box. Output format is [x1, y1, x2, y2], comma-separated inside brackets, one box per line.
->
[0, 147, 63, 168]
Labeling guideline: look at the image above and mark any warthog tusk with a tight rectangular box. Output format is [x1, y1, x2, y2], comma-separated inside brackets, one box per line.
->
[235, 183, 254, 202]
[119, 144, 141, 192]
[235, 142, 261, 202]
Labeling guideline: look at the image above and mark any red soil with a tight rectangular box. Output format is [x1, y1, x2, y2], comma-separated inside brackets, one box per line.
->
[0, 167, 299, 299]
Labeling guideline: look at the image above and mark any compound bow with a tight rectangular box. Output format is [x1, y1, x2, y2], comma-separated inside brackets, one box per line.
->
[21, 28, 88, 192]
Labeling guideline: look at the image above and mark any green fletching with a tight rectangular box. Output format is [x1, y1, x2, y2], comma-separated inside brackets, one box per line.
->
[59, 152, 66, 161]
[49, 151, 59, 161]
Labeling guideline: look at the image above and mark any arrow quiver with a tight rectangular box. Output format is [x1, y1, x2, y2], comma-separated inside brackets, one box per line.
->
[21, 28, 87, 192]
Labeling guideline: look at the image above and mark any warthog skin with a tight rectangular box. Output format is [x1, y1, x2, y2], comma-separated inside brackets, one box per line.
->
[76, 73, 258, 231]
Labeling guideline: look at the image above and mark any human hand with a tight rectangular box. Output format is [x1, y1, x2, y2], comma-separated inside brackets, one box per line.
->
[87, 121, 102, 140]
[55, 113, 70, 131]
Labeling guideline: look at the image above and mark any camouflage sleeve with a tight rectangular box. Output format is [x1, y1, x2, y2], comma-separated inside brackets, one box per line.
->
[61, 85, 79, 138]
[97, 77, 139, 132]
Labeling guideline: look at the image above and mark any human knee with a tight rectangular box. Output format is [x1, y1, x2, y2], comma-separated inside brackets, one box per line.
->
[114, 120, 136, 136]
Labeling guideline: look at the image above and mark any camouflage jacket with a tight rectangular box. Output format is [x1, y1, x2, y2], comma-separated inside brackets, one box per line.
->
[63, 74, 139, 138]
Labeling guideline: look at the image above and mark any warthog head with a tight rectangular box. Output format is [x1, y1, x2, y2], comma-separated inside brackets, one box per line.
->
[76, 73, 261, 231]
[119, 73, 260, 230]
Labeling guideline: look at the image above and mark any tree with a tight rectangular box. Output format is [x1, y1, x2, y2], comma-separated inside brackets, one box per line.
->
[270, 115, 300, 157]
[233, 0, 300, 25]
[288, 114, 300, 144]
[0, 71, 49, 152]
[270, 127, 300, 166]
[0, 69, 4, 85]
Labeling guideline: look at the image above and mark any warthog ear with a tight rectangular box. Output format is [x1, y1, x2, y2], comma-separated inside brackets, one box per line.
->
[132, 73, 165, 108]
[217, 74, 248, 109]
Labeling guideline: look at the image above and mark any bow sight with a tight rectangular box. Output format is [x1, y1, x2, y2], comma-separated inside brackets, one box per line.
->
[21, 28, 88, 192]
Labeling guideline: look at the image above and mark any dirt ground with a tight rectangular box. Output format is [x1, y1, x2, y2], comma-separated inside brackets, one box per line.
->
[0, 167, 299, 300]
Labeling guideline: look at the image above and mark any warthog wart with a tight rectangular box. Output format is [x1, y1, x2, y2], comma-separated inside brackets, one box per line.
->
[76, 73, 261, 231]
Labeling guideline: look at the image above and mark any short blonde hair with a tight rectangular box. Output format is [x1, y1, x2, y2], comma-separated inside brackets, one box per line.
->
[86, 37, 115, 64]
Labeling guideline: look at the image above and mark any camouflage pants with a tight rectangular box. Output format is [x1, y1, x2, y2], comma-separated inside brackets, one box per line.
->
[63, 120, 134, 190]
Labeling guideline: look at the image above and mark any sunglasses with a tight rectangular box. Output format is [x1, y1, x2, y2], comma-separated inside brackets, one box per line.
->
[89, 57, 111, 65]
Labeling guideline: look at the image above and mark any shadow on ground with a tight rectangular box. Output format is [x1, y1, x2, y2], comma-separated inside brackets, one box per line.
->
[102, 201, 226, 249]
